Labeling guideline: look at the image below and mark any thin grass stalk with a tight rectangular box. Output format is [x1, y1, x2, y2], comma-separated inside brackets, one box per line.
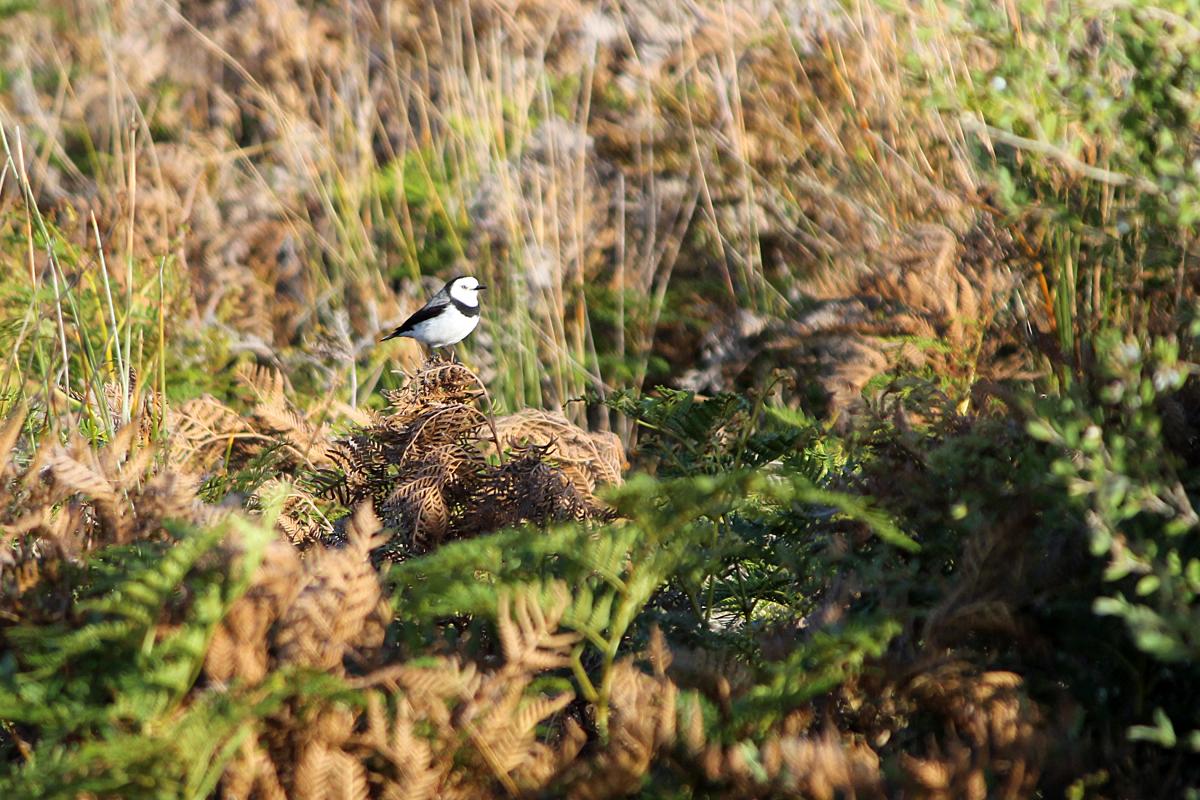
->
[122, 126, 136, 426]
[0, 133, 49, 405]
[92, 212, 125, 406]
[7, 128, 74, 425]
[156, 255, 166, 437]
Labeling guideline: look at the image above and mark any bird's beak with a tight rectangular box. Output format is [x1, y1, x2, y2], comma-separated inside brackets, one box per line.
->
[476, 284, 487, 291]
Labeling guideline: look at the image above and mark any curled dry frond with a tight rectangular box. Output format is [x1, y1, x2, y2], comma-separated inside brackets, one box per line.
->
[0, 406, 207, 620]
[166, 365, 354, 477]
[314, 358, 618, 557]
[39, 430, 200, 547]
[238, 364, 337, 468]
[383, 360, 487, 417]
[493, 409, 626, 495]
[166, 393, 253, 472]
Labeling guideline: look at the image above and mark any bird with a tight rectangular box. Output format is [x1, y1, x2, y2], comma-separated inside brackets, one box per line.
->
[381, 275, 486, 356]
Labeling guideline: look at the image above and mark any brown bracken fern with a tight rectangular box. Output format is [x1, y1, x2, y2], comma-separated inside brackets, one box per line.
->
[0, 360, 1048, 799]
[309, 359, 615, 557]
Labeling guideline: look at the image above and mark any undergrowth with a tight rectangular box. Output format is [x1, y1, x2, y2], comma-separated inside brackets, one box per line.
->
[1, 0, 1200, 798]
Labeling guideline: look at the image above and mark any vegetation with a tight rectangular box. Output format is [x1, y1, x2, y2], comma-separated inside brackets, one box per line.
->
[1, 0, 1199, 797]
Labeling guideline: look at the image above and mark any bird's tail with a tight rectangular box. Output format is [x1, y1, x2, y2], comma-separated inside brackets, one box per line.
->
[380, 328, 407, 342]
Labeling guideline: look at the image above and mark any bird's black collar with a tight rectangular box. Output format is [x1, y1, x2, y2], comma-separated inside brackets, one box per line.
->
[451, 297, 480, 317]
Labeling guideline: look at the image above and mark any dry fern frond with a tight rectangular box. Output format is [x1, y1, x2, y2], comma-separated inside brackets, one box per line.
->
[383, 361, 486, 417]
[166, 368, 345, 476]
[353, 659, 481, 713]
[557, 655, 674, 800]
[257, 479, 333, 548]
[275, 503, 390, 673]
[239, 365, 335, 468]
[316, 359, 615, 558]
[895, 661, 1044, 799]
[496, 583, 580, 673]
[452, 444, 608, 544]
[353, 693, 443, 800]
[210, 497, 381, 742]
[29, 428, 201, 549]
[44, 446, 123, 529]
[767, 733, 884, 800]
[166, 394, 254, 472]
[223, 739, 288, 800]
[382, 462, 452, 552]
[458, 585, 579, 792]
[292, 707, 363, 800]
[226, 578, 591, 799]
[205, 538, 304, 685]
[493, 409, 626, 494]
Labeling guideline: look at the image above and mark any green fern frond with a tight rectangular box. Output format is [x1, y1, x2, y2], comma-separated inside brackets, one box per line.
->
[0, 515, 276, 789]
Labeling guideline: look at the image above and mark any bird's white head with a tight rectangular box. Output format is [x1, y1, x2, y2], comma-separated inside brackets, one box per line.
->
[447, 275, 485, 307]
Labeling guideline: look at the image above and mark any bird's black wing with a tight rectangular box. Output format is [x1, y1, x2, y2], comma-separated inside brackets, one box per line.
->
[381, 299, 449, 341]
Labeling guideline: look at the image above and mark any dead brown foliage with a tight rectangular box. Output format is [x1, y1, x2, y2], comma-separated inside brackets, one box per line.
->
[792, 222, 1012, 418]
[212, 530, 587, 800]
[310, 359, 617, 556]
[682, 217, 1027, 422]
[208, 532, 914, 800]
[0, 373, 618, 797]
[0, 402, 211, 620]
[0, 0, 1016, 421]
[493, 409, 626, 496]
[0, 380, 1052, 799]
[0, 1, 1065, 793]
[898, 664, 1043, 800]
[168, 365, 361, 474]
[0, 367, 625, 798]
[550, 626, 1028, 800]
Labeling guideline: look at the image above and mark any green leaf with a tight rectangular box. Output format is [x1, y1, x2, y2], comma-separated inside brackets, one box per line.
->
[1128, 708, 1177, 748]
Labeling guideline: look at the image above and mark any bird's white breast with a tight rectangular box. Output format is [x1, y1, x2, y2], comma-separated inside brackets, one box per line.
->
[406, 306, 480, 348]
